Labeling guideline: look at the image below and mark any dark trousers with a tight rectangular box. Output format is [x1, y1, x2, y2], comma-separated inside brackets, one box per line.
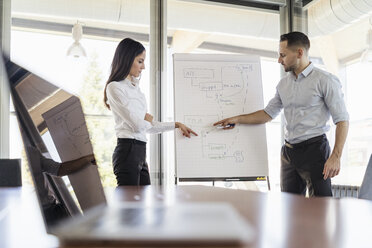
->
[280, 134, 332, 197]
[43, 201, 70, 227]
[112, 138, 151, 186]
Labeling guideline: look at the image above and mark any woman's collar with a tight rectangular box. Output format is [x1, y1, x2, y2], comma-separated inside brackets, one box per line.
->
[125, 76, 139, 87]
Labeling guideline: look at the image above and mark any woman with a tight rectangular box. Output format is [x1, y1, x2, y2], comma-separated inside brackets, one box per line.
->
[104, 38, 197, 186]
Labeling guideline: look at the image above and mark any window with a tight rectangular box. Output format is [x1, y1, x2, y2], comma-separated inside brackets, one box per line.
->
[333, 61, 372, 185]
[10, 0, 151, 187]
[307, 0, 372, 186]
[8, 0, 370, 190]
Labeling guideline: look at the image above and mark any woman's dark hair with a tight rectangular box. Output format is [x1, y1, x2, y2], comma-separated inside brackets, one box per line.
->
[280, 31, 310, 52]
[104, 38, 145, 109]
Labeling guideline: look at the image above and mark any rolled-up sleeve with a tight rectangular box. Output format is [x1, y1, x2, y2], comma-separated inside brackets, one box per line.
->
[322, 75, 349, 124]
[107, 83, 152, 133]
[264, 89, 283, 119]
[40, 154, 61, 176]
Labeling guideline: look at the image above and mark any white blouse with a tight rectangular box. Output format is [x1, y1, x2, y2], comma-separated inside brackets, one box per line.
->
[106, 78, 175, 142]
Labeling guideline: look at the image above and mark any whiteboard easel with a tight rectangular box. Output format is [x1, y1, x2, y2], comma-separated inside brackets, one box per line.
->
[173, 54, 269, 189]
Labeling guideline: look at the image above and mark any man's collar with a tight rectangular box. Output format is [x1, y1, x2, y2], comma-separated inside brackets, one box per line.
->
[301, 62, 313, 77]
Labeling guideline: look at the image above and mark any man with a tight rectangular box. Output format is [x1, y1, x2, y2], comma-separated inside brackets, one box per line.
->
[214, 31, 349, 197]
[26, 146, 96, 225]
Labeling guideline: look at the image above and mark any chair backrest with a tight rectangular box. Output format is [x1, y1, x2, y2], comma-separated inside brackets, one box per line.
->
[359, 154, 372, 200]
[0, 159, 22, 187]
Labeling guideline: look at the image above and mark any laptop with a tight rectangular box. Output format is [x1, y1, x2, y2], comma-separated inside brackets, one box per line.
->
[4, 55, 254, 246]
[52, 202, 254, 246]
[4, 54, 106, 227]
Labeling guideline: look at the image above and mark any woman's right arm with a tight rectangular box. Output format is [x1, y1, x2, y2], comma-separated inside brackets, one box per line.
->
[106, 83, 152, 132]
[175, 122, 198, 138]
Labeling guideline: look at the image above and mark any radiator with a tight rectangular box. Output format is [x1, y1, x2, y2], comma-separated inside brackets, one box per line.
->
[332, 184, 360, 198]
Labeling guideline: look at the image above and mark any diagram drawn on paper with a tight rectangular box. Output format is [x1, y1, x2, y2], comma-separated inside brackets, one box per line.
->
[181, 65, 255, 163]
[42, 96, 93, 161]
[174, 54, 268, 178]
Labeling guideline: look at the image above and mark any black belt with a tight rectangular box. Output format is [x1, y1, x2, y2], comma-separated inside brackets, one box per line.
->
[117, 138, 146, 145]
[285, 134, 326, 149]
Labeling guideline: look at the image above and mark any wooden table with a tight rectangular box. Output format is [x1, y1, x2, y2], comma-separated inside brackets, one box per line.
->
[2, 185, 372, 248]
[112, 185, 372, 248]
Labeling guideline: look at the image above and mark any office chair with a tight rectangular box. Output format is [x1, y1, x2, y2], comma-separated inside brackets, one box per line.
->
[359, 154, 372, 200]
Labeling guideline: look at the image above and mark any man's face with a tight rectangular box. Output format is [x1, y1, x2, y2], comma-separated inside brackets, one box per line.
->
[278, 41, 299, 72]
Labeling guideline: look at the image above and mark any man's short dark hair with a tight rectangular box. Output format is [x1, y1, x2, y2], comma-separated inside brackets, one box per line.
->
[280, 31, 310, 51]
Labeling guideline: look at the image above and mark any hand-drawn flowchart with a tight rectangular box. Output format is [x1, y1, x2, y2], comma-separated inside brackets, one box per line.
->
[174, 54, 268, 179]
[42, 96, 93, 161]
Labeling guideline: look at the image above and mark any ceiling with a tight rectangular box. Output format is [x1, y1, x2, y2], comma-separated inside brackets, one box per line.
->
[10, 0, 372, 70]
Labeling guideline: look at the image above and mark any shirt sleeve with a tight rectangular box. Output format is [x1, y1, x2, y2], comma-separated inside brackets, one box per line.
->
[107, 83, 153, 133]
[321, 74, 349, 124]
[40, 153, 61, 176]
[147, 121, 175, 134]
[264, 89, 283, 119]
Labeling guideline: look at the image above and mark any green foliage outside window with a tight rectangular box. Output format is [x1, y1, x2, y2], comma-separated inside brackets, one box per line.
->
[79, 52, 117, 188]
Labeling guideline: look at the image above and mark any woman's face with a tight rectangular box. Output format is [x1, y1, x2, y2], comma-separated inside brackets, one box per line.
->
[129, 50, 146, 78]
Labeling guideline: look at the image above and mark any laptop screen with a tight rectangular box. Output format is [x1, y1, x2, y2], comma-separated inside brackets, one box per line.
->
[3, 55, 106, 232]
